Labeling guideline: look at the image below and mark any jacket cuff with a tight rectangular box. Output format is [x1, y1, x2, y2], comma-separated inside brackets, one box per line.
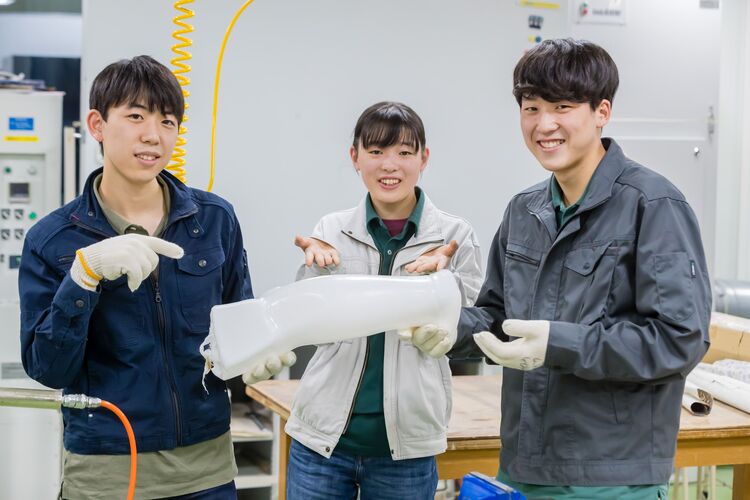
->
[545, 321, 583, 370]
[53, 273, 100, 318]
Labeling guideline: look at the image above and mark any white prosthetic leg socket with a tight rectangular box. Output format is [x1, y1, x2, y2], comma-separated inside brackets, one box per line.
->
[201, 270, 461, 380]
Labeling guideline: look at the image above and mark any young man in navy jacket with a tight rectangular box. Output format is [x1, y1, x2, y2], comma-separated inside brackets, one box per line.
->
[18, 56, 288, 499]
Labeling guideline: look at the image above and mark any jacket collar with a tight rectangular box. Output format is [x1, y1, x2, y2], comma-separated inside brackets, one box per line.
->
[70, 167, 198, 234]
[342, 191, 443, 249]
[575, 138, 628, 213]
[526, 138, 627, 241]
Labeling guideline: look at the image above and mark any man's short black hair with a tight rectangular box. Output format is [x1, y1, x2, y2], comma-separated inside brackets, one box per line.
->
[513, 38, 619, 109]
[89, 55, 184, 124]
[353, 101, 426, 152]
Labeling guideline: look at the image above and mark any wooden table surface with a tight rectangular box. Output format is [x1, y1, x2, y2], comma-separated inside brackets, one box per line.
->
[248, 374, 750, 444]
[248, 374, 750, 499]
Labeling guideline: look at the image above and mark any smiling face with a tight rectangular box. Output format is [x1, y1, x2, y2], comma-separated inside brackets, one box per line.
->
[519, 97, 611, 182]
[351, 138, 429, 219]
[86, 102, 178, 186]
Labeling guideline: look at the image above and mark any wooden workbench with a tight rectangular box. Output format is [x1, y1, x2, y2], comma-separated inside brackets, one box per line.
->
[247, 375, 750, 500]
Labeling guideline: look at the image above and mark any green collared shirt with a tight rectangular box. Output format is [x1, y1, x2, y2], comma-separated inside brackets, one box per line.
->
[550, 175, 591, 228]
[336, 188, 424, 457]
[63, 174, 237, 499]
[365, 187, 424, 274]
[497, 470, 669, 500]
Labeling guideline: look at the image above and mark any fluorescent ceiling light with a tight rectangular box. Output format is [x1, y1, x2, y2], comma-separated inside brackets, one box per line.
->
[0, 0, 16, 5]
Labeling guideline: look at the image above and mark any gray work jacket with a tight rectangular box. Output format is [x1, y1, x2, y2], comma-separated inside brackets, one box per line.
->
[285, 193, 484, 460]
[455, 139, 711, 486]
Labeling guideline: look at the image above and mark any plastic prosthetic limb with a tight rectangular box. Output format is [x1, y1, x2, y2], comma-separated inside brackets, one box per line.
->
[202, 270, 461, 380]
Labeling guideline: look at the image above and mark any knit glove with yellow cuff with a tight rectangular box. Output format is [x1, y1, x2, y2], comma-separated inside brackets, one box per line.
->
[70, 234, 185, 292]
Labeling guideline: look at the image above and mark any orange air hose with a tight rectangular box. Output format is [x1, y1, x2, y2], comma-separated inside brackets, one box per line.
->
[100, 400, 138, 500]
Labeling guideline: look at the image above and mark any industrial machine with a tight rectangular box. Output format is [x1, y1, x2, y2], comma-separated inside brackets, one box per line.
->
[0, 88, 64, 499]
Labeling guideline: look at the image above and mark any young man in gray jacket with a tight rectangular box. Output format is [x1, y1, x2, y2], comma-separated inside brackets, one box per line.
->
[448, 39, 712, 498]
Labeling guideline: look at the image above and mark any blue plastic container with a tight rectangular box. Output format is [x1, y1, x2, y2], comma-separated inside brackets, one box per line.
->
[457, 472, 526, 500]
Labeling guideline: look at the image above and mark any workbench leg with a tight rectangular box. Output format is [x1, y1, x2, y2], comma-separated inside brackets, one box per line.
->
[671, 468, 681, 500]
[711, 466, 717, 499]
[696, 467, 703, 500]
[732, 464, 750, 500]
[278, 418, 290, 500]
[682, 468, 689, 500]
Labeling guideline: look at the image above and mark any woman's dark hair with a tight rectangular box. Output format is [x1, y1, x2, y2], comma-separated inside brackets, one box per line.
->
[513, 38, 619, 109]
[89, 55, 184, 124]
[353, 101, 426, 152]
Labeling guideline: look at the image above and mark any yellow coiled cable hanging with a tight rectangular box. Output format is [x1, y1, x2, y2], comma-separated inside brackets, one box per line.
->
[168, 0, 194, 184]
[208, 0, 255, 192]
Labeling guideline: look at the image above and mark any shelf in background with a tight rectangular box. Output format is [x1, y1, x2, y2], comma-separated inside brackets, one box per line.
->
[231, 403, 273, 442]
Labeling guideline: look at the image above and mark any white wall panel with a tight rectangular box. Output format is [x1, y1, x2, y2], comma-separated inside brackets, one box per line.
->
[81, 0, 721, 293]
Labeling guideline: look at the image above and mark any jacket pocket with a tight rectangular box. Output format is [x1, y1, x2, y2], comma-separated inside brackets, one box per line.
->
[293, 341, 361, 435]
[91, 275, 146, 347]
[653, 252, 694, 322]
[609, 382, 635, 424]
[395, 342, 449, 438]
[176, 246, 226, 333]
[562, 242, 617, 324]
[503, 242, 542, 319]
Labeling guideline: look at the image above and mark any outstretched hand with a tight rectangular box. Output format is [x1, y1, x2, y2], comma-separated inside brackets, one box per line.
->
[473, 320, 549, 371]
[294, 235, 340, 268]
[404, 240, 458, 274]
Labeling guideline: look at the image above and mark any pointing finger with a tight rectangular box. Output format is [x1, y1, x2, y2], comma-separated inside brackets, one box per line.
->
[143, 236, 184, 259]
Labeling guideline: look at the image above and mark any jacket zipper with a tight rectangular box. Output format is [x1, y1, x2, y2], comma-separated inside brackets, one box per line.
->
[151, 275, 183, 444]
[74, 218, 185, 444]
[505, 250, 540, 266]
[339, 228, 441, 438]
[73, 211, 194, 447]
[70, 220, 112, 239]
[342, 342, 369, 435]
[342, 243, 411, 443]
[342, 252, 383, 435]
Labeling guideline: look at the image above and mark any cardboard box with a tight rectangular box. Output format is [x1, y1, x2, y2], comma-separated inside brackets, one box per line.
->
[703, 312, 750, 363]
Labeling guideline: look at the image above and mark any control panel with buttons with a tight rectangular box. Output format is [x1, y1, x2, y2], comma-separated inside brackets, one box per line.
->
[0, 89, 65, 499]
[1, 153, 52, 296]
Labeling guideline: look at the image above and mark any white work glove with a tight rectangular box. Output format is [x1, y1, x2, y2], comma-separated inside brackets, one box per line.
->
[70, 233, 184, 292]
[398, 324, 456, 358]
[242, 352, 297, 385]
[473, 319, 550, 371]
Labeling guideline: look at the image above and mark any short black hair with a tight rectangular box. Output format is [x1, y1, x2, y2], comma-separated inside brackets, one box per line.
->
[89, 55, 184, 124]
[513, 38, 619, 109]
[353, 101, 426, 152]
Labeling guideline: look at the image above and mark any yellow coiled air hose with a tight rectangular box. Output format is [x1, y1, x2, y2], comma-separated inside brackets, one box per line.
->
[168, 0, 194, 184]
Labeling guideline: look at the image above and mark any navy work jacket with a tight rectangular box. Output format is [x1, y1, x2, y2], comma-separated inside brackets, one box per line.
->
[19, 168, 253, 454]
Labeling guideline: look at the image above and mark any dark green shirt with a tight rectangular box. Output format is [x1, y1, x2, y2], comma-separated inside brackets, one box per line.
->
[550, 176, 591, 228]
[335, 188, 425, 457]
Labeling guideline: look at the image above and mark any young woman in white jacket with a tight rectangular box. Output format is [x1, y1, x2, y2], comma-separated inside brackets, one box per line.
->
[283, 101, 484, 499]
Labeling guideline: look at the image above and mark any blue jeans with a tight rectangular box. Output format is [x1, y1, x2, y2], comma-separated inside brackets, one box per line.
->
[161, 481, 237, 499]
[287, 439, 438, 500]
